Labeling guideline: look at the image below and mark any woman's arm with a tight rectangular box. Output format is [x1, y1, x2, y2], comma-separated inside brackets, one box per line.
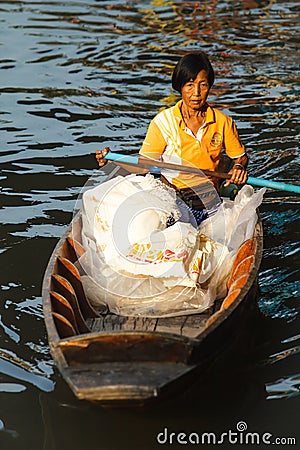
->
[223, 117, 249, 187]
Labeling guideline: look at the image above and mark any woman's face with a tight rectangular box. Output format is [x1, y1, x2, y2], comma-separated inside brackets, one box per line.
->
[181, 69, 210, 111]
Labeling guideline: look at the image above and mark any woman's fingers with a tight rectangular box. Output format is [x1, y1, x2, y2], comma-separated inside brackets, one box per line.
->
[95, 147, 110, 167]
[224, 167, 248, 187]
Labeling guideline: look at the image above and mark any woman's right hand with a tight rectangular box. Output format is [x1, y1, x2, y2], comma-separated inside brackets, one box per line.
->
[95, 147, 110, 167]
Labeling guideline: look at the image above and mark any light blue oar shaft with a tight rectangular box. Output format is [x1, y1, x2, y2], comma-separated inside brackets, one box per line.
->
[106, 152, 300, 195]
[247, 176, 300, 194]
[106, 153, 139, 165]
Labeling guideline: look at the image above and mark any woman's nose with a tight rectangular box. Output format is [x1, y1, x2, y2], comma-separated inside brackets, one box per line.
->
[194, 84, 201, 95]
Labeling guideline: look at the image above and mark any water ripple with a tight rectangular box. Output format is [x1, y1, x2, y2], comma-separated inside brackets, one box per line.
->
[266, 373, 300, 400]
[0, 0, 299, 446]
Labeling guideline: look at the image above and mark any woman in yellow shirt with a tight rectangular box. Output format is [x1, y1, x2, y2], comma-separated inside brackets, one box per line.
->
[96, 51, 248, 221]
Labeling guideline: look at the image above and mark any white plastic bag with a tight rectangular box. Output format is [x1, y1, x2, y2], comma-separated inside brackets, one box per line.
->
[79, 175, 265, 317]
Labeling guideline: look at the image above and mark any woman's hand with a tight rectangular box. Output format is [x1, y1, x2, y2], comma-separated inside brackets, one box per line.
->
[224, 163, 248, 187]
[95, 147, 110, 167]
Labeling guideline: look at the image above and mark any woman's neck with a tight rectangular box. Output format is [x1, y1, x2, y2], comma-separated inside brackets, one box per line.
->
[181, 101, 207, 119]
[180, 102, 207, 134]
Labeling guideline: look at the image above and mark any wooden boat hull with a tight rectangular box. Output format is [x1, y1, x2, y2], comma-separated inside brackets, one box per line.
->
[42, 163, 263, 406]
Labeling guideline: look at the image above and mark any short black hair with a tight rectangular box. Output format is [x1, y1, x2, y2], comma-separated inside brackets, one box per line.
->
[172, 51, 215, 93]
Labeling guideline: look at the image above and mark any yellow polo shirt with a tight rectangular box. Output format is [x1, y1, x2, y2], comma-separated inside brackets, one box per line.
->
[139, 100, 245, 189]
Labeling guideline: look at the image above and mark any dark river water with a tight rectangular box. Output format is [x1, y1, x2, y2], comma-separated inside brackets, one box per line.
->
[1, 1, 299, 449]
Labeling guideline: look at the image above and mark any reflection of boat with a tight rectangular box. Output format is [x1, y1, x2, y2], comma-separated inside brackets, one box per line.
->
[39, 367, 268, 450]
[42, 162, 263, 406]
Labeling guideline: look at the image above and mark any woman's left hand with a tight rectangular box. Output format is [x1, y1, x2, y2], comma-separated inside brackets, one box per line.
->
[224, 164, 248, 187]
[96, 147, 110, 167]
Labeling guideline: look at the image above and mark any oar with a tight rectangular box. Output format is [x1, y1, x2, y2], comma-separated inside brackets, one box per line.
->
[105, 152, 300, 195]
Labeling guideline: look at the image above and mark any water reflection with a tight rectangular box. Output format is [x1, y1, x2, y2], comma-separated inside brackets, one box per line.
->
[266, 373, 300, 400]
[1, 0, 299, 448]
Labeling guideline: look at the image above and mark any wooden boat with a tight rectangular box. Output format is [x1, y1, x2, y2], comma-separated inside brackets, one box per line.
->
[42, 162, 263, 406]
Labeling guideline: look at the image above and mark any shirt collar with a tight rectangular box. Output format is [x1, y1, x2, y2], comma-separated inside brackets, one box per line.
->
[173, 100, 215, 127]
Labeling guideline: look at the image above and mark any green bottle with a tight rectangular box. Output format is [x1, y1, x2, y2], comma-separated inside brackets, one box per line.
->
[219, 181, 239, 200]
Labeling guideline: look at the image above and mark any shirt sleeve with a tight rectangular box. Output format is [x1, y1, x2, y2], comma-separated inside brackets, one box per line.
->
[224, 117, 245, 159]
[139, 120, 167, 160]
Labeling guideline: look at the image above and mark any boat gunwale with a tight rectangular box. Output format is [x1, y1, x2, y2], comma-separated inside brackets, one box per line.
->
[198, 217, 263, 339]
[42, 164, 121, 347]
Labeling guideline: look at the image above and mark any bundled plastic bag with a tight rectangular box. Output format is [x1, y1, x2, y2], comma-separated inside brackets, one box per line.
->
[199, 185, 265, 249]
[78, 174, 265, 317]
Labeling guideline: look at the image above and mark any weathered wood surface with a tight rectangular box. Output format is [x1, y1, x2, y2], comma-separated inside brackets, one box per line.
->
[63, 361, 197, 403]
[87, 308, 216, 339]
[57, 330, 198, 365]
[51, 274, 90, 333]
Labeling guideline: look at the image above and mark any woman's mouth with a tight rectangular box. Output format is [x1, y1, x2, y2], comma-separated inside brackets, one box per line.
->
[190, 99, 203, 106]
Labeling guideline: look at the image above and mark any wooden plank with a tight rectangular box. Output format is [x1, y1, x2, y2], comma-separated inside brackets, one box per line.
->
[90, 312, 214, 339]
[50, 291, 79, 334]
[154, 316, 186, 336]
[63, 361, 197, 403]
[88, 314, 158, 333]
[56, 332, 195, 364]
[221, 289, 241, 310]
[52, 312, 76, 339]
[56, 256, 99, 318]
[67, 237, 85, 260]
[89, 314, 126, 332]
[58, 236, 86, 266]
[51, 274, 90, 333]
[121, 316, 158, 332]
[180, 314, 211, 338]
